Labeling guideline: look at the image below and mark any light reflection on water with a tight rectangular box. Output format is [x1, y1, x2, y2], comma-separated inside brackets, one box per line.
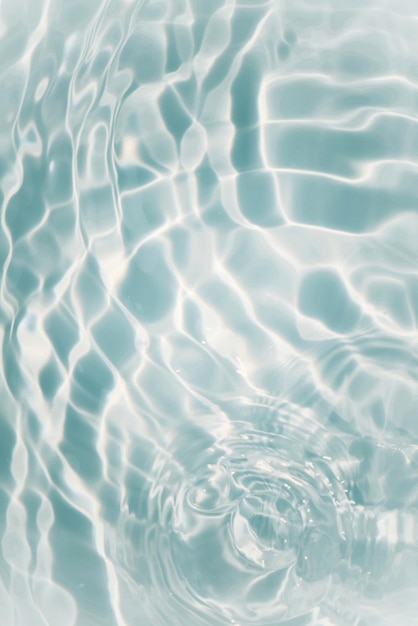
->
[1, 0, 418, 624]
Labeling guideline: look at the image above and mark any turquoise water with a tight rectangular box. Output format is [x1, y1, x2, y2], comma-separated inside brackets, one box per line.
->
[1, 0, 418, 624]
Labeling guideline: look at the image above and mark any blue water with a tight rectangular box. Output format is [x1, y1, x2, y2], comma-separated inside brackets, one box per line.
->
[1, 1, 418, 624]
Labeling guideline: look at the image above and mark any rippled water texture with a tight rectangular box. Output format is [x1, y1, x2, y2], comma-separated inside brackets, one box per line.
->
[1, 0, 418, 624]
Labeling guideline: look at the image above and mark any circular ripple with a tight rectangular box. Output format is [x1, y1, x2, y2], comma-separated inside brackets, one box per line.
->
[119, 402, 354, 625]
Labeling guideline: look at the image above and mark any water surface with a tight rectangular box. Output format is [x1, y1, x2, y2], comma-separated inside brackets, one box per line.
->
[1, 0, 418, 625]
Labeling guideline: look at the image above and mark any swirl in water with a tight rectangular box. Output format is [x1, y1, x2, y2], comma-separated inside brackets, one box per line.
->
[118, 402, 354, 625]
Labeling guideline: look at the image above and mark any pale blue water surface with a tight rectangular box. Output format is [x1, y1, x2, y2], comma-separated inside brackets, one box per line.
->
[1, 0, 418, 624]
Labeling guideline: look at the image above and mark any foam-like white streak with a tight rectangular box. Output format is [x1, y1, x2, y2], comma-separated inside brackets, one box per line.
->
[180, 122, 208, 171]
[33, 497, 78, 626]
[194, 6, 233, 69]
[263, 70, 418, 91]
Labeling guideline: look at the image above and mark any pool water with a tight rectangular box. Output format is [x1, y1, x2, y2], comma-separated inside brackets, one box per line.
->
[1, 0, 418, 625]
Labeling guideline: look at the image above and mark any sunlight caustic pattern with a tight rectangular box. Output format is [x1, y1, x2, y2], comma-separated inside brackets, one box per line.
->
[1, 0, 418, 625]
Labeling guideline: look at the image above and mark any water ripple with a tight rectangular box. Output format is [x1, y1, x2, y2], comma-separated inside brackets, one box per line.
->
[117, 402, 354, 625]
[1, 0, 418, 624]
